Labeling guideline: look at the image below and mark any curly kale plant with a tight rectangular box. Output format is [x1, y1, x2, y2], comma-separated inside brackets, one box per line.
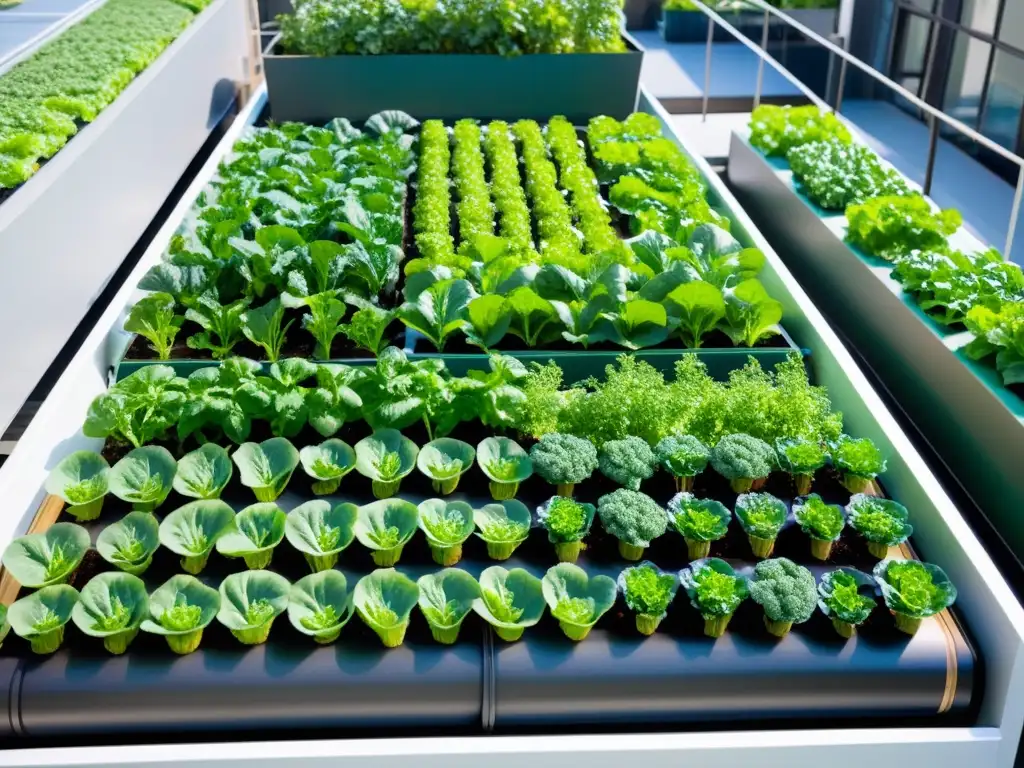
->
[654, 434, 709, 492]
[666, 493, 731, 559]
[847, 495, 913, 558]
[787, 139, 910, 210]
[749, 557, 817, 637]
[793, 494, 845, 561]
[536, 497, 596, 563]
[598, 436, 657, 491]
[597, 489, 667, 561]
[831, 435, 886, 493]
[818, 568, 875, 639]
[530, 433, 599, 497]
[874, 559, 956, 635]
[845, 195, 961, 261]
[735, 493, 788, 559]
[679, 558, 749, 638]
[710, 433, 776, 493]
[618, 562, 680, 635]
[774, 437, 827, 496]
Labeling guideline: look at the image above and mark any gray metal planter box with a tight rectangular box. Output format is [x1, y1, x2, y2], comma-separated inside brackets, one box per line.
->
[262, 33, 644, 123]
[727, 131, 1024, 566]
[0, 0, 248, 437]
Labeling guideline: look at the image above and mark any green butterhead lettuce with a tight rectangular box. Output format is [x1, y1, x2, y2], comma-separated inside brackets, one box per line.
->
[2, 522, 89, 588]
[542, 563, 617, 642]
[618, 561, 680, 635]
[831, 435, 887, 494]
[45, 450, 110, 521]
[299, 439, 356, 495]
[679, 557, 749, 637]
[9, 584, 79, 655]
[109, 446, 177, 511]
[535, 496, 596, 563]
[285, 500, 358, 572]
[173, 444, 233, 500]
[417, 499, 475, 566]
[158, 500, 235, 574]
[217, 570, 291, 645]
[96, 511, 160, 575]
[354, 499, 419, 566]
[873, 558, 956, 636]
[774, 437, 827, 496]
[818, 568, 876, 638]
[735, 492, 787, 559]
[653, 435, 709, 492]
[288, 570, 355, 644]
[71, 572, 148, 654]
[847, 494, 913, 558]
[473, 500, 532, 560]
[354, 429, 419, 499]
[417, 438, 475, 495]
[666, 492, 731, 559]
[417, 568, 480, 644]
[793, 494, 845, 561]
[476, 437, 533, 500]
[216, 502, 287, 569]
[140, 574, 220, 654]
[232, 437, 300, 502]
[354, 568, 419, 648]
[472, 566, 545, 642]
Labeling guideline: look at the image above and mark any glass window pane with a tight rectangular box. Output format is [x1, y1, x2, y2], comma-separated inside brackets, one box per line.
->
[958, 0, 1000, 37]
[898, 13, 934, 74]
[997, 0, 1024, 52]
[980, 49, 1024, 149]
[943, 30, 992, 128]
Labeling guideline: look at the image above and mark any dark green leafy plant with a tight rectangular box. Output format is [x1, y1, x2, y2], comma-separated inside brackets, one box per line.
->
[597, 489, 667, 561]
[83, 365, 186, 448]
[818, 568, 875, 638]
[873, 559, 956, 635]
[536, 496, 596, 563]
[666, 493, 731, 559]
[679, 558, 749, 637]
[774, 437, 827, 496]
[185, 292, 251, 359]
[542, 563, 617, 642]
[241, 298, 293, 362]
[618, 562, 679, 635]
[735, 492, 787, 558]
[125, 293, 182, 361]
[749, 557, 817, 637]
[793, 494, 845, 560]
[654, 434, 709, 492]
[831, 435, 887, 493]
[846, 195, 961, 261]
[847, 494, 913, 558]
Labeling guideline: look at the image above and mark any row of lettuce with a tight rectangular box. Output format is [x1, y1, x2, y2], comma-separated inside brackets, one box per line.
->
[130, 110, 787, 362]
[0, 0, 214, 190]
[0, 556, 955, 657]
[750, 104, 1024, 390]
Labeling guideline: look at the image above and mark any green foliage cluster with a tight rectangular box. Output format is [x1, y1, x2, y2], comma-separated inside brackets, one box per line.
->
[749, 105, 851, 158]
[874, 560, 957, 619]
[966, 299, 1024, 386]
[793, 495, 844, 541]
[413, 120, 455, 264]
[817, 569, 874, 625]
[846, 195, 962, 262]
[279, 0, 627, 57]
[787, 139, 910, 211]
[0, 0, 208, 189]
[619, 563, 678, 617]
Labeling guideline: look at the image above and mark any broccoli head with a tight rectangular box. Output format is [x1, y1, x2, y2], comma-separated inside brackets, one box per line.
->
[749, 557, 816, 635]
[530, 434, 598, 494]
[597, 489, 667, 560]
[599, 436, 657, 491]
[710, 433, 776, 493]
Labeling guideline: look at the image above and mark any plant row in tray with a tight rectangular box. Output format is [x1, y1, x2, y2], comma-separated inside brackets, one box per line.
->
[126, 110, 789, 365]
[750, 104, 1024, 391]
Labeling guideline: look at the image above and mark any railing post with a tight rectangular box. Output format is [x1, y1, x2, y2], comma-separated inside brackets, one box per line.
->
[833, 35, 848, 114]
[753, 9, 770, 110]
[702, 16, 714, 122]
[1006, 167, 1024, 259]
[923, 113, 939, 196]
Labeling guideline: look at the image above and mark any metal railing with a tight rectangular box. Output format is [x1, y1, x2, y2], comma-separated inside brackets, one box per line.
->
[687, 0, 1024, 258]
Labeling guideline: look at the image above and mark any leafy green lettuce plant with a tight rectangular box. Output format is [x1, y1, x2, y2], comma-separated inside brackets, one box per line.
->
[417, 439, 475, 495]
[874, 559, 956, 635]
[618, 561, 680, 635]
[241, 298, 293, 362]
[417, 499, 475, 566]
[158, 500, 235, 574]
[96, 511, 160, 575]
[83, 365, 185, 448]
[536, 496, 596, 563]
[2, 522, 89, 588]
[109, 446, 178, 512]
[125, 292, 182, 361]
[749, 105, 852, 157]
[299, 439, 356, 495]
[847, 494, 913, 558]
[140, 574, 220, 654]
[654, 434, 709, 492]
[476, 437, 533, 500]
[598, 489, 667, 561]
[710, 434, 776, 493]
[666, 493, 731, 559]
[185, 292, 250, 359]
[216, 502, 287, 569]
[774, 438, 827, 496]
[71, 572, 148, 654]
[354, 429, 419, 499]
[542, 563, 616, 642]
[9, 584, 79, 655]
[749, 557, 817, 637]
[474, 500, 532, 560]
[172, 444, 233, 500]
[964, 300, 1024, 386]
[531, 433, 599, 497]
[355, 499, 419, 566]
[735, 493, 788, 559]
[679, 558, 749, 638]
[845, 195, 961, 261]
[232, 438, 300, 502]
[45, 450, 110, 521]
[831, 435, 887, 493]
[354, 568, 420, 648]
[417, 569, 481, 645]
[285, 500, 358, 572]
[817, 568, 875, 638]
[472, 566, 545, 642]
[720, 279, 784, 348]
[793, 494, 845, 560]
[217, 570, 290, 646]
[598, 436, 657, 491]
[288, 570, 354, 644]
[787, 138, 910, 210]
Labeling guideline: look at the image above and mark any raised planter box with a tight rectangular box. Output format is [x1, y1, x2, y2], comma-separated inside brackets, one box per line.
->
[0, 0, 247, 437]
[727, 131, 1024, 574]
[261, 33, 644, 123]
